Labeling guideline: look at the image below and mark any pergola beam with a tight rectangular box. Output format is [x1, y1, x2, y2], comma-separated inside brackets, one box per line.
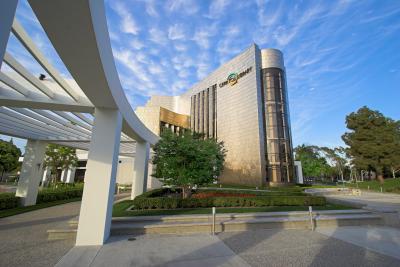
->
[12, 19, 81, 101]
[0, 72, 30, 96]
[3, 52, 55, 98]
[11, 108, 92, 139]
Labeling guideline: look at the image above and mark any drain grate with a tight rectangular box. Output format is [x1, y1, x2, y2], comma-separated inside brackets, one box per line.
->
[128, 237, 136, 241]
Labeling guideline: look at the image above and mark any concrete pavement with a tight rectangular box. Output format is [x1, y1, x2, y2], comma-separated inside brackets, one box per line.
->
[317, 226, 400, 260]
[219, 228, 400, 267]
[325, 191, 400, 212]
[56, 234, 250, 267]
[0, 201, 80, 267]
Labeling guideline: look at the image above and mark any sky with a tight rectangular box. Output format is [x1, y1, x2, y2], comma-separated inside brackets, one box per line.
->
[1, 0, 400, 152]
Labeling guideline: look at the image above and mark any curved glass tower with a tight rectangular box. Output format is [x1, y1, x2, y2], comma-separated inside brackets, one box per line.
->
[260, 49, 294, 185]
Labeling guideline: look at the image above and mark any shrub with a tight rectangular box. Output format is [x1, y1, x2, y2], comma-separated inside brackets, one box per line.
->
[36, 188, 83, 204]
[0, 193, 19, 210]
[132, 189, 326, 210]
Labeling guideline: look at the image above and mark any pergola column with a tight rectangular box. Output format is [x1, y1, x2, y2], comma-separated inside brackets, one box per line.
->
[16, 140, 47, 206]
[76, 108, 122, 246]
[131, 142, 150, 200]
[0, 0, 18, 68]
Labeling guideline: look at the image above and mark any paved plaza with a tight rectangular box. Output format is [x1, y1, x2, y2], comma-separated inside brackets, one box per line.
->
[1, 198, 400, 267]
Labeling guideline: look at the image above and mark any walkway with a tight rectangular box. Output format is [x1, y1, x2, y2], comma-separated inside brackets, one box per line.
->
[0, 193, 129, 267]
[55, 228, 400, 267]
[0, 201, 80, 267]
[325, 191, 400, 212]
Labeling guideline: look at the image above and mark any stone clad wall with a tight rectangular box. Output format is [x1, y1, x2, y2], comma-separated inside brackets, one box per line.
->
[185, 44, 266, 186]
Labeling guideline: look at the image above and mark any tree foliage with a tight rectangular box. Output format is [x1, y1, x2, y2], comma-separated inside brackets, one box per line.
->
[294, 144, 331, 178]
[0, 139, 21, 180]
[342, 106, 400, 183]
[152, 130, 226, 198]
[43, 144, 78, 184]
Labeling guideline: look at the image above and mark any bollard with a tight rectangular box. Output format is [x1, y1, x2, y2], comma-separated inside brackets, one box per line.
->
[368, 186, 370, 191]
[381, 187, 383, 193]
[309, 206, 314, 231]
[212, 207, 216, 235]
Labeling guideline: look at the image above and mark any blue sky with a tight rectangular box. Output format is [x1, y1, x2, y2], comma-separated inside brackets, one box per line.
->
[2, 0, 400, 152]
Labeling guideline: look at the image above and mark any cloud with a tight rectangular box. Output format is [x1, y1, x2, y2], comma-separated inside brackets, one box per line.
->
[165, 0, 199, 15]
[192, 23, 218, 49]
[168, 24, 186, 40]
[207, 0, 231, 19]
[148, 28, 168, 45]
[144, 0, 159, 17]
[112, 2, 140, 35]
[130, 38, 145, 50]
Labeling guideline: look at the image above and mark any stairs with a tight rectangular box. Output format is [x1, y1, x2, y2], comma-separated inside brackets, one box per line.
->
[47, 209, 382, 239]
[110, 209, 382, 235]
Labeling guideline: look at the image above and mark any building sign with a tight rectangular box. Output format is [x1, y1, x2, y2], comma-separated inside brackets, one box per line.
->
[219, 66, 252, 88]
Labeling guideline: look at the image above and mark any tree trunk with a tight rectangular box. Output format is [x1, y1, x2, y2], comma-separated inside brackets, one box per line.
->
[0, 169, 4, 182]
[392, 167, 396, 179]
[182, 186, 192, 199]
[377, 174, 384, 184]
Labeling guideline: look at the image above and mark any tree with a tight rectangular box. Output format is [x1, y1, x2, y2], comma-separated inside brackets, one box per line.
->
[342, 106, 400, 184]
[43, 144, 78, 185]
[0, 139, 21, 181]
[294, 144, 331, 179]
[152, 130, 226, 198]
[320, 147, 349, 181]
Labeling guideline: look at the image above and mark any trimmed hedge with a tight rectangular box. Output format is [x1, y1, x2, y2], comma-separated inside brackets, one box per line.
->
[0, 193, 19, 210]
[132, 190, 326, 210]
[0, 186, 83, 210]
[198, 189, 306, 196]
[37, 188, 83, 204]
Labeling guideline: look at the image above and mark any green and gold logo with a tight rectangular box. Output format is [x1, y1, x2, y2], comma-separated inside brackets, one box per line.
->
[219, 66, 252, 88]
[227, 73, 238, 86]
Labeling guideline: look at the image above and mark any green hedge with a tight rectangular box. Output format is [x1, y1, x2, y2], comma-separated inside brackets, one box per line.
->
[133, 195, 326, 210]
[0, 186, 83, 210]
[0, 193, 19, 210]
[37, 188, 83, 204]
[197, 189, 306, 196]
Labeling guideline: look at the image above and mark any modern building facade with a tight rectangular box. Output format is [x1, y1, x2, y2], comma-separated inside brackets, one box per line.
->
[136, 44, 294, 186]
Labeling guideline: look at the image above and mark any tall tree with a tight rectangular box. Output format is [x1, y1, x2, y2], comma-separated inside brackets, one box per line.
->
[342, 106, 400, 183]
[0, 139, 21, 181]
[43, 144, 78, 185]
[152, 130, 226, 198]
[294, 144, 331, 178]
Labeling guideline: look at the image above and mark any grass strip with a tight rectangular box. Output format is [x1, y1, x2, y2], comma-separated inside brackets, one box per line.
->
[0, 198, 81, 218]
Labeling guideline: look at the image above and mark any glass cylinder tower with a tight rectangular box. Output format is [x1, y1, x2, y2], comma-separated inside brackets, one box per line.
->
[260, 49, 294, 185]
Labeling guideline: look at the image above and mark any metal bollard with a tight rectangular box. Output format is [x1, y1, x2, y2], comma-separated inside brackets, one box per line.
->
[309, 206, 314, 231]
[212, 207, 216, 235]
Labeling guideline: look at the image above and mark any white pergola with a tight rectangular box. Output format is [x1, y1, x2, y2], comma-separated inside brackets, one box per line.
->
[0, 0, 159, 246]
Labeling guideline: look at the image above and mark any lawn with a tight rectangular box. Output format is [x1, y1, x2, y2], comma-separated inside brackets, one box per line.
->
[0, 198, 81, 218]
[346, 178, 400, 193]
[112, 200, 354, 217]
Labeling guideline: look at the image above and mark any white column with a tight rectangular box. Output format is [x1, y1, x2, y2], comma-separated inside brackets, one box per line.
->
[76, 108, 122, 246]
[66, 168, 76, 183]
[42, 167, 51, 185]
[60, 169, 68, 183]
[0, 0, 17, 68]
[131, 142, 150, 200]
[16, 140, 47, 206]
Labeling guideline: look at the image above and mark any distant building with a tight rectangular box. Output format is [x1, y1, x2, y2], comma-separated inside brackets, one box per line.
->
[136, 44, 295, 186]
